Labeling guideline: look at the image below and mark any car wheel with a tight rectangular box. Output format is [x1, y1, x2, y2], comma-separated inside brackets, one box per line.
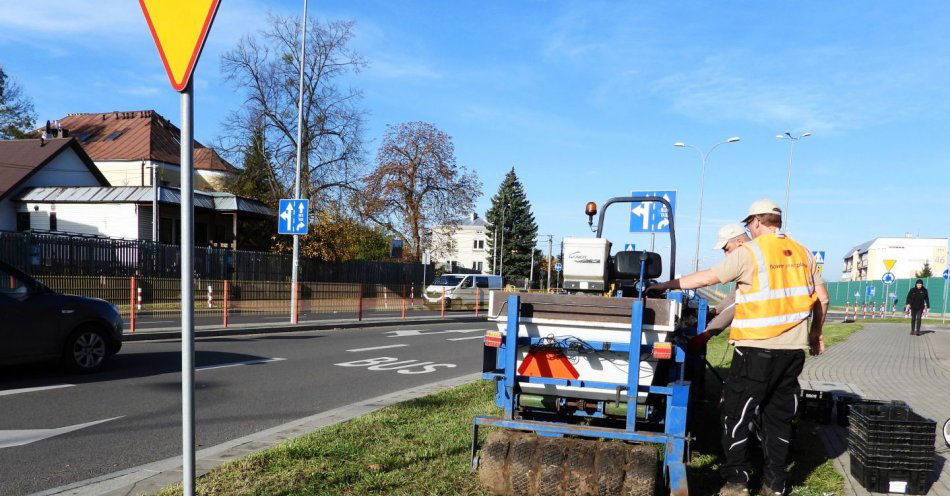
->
[64, 326, 111, 373]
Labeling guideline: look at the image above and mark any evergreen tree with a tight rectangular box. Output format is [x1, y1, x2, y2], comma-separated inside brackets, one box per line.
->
[485, 168, 538, 284]
[227, 123, 281, 205]
[915, 261, 933, 278]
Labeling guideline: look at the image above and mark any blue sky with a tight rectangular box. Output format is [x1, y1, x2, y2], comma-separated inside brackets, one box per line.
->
[3, 1, 950, 279]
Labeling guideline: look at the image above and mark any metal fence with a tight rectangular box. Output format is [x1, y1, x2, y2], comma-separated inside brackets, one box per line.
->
[825, 276, 950, 313]
[0, 230, 433, 285]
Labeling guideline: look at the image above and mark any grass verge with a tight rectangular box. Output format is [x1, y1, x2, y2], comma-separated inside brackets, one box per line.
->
[157, 323, 863, 496]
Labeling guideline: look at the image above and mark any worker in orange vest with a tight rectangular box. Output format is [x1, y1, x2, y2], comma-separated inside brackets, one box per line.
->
[649, 198, 829, 496]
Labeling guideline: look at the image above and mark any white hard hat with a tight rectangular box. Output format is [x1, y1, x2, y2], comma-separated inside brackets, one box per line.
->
[714, 224, 747, 250]
[743, 198, 782, 223]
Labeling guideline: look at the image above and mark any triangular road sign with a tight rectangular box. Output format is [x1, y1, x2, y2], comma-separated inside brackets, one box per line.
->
[518, 350, 580, 380]
[883, 259, 896, 271]
[139, 0, 221, 91]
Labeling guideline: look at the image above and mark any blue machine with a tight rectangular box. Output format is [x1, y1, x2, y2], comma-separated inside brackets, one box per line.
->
[470, 196, 708, 495]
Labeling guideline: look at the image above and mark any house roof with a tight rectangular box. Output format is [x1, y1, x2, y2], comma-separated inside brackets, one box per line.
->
[0, 138, 108, 202]
[16, 186, 272, 217]
[43, 111, 239, 173]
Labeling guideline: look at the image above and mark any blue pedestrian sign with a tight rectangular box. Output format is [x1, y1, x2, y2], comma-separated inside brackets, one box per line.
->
[882, 272, 896, 285]
[623, 243, 636, 251]
[278, 199, 309, 235]
[555, 263, 562, 272]
[944, 269, 950, 280]
[630, 191, 676, 233]
[811, 251, 825, 265]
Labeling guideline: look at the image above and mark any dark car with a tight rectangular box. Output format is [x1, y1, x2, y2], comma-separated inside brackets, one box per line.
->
[0, 261, 122, 372]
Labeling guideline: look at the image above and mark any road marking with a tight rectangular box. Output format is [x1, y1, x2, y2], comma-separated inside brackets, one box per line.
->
[386, 328, 483, 337]
[0, 416, 123, 449]
[0, 384, 75, 397]
[447, 336, 484, 341]
[196, 357, 286, 371]
[346, 344, 408, 352]
[334, 356, 457, 374]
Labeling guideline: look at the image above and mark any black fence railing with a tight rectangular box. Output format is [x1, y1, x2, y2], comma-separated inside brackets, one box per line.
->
[0, 230, 434, 285]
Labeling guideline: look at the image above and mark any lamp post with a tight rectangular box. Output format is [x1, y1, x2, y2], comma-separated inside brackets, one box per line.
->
[496, 202, 510, 278]
[776, 132, 811, 232]
[674, 137, 741, 271]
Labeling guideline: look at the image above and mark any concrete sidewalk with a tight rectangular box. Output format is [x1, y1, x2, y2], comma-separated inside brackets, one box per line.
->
[800, 322, 950, 495]
[123, 313, 487, 341]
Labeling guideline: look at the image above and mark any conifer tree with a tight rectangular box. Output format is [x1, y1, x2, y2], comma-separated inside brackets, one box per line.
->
[485, 168, 538, 284]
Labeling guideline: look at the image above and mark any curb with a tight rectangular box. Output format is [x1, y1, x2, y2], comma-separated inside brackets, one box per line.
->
[32, 373, 482, 496]
[123, 315, 488, 341]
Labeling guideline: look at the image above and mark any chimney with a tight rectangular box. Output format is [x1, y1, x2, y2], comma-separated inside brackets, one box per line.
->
[470, 212, 478, 223]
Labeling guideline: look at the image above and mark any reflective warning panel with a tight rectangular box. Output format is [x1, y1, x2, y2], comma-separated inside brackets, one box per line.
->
[517, 350, 580, 380]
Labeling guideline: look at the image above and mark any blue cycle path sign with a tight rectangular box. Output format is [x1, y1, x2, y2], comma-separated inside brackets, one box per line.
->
[630, 191, 676, 233]
[278, 199, 309, 235]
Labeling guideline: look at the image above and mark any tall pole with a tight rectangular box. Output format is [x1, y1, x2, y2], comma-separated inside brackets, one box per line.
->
[784, 139, 795, 231]
[179, 81, 195, 496]
[493, 227, 498, 275]
[528, 248, 534, 290]
[152, 164, 158, 243]
[290, 0, 308, 323]
[546, 236, 553, 291]
[942, 272, 948, 324]
[499, 205, 507, 279]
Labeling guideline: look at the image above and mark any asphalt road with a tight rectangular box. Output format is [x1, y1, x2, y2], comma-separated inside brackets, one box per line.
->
[0, 320, 489, 495]
[130, 309, 456, 331]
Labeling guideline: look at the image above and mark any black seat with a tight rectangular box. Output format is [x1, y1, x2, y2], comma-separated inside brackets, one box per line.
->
[612, 250, 662, 280]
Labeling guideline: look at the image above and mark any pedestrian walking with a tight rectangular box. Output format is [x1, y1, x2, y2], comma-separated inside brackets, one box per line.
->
[649, 199, 828, 496]
[904, 279, 930, 336]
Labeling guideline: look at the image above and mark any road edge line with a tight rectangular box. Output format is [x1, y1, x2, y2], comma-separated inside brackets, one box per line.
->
[31, 372, 482, 496]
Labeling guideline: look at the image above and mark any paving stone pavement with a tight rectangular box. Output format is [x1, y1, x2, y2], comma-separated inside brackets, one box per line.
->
[801, 322, 950, 495]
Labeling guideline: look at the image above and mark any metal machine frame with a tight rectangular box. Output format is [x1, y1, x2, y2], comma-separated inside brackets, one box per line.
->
[471, 196, 706, 495]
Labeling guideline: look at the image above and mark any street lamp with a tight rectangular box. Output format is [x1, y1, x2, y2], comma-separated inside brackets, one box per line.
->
[674, 137, 741, 271]
[776, 132, 811, 232]
[494, 203, 511, 277]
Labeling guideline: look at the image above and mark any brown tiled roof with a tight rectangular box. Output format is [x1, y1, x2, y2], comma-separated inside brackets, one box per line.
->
[46, 110, 238, 173]
[0, 138, 108, 201]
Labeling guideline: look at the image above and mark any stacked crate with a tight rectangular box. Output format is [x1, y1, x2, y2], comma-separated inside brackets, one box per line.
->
[848, 403, 935, 494]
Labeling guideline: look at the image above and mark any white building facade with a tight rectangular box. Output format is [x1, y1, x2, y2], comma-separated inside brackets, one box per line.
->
[841, 236, 949, 281]
[432, 213, 491, 274]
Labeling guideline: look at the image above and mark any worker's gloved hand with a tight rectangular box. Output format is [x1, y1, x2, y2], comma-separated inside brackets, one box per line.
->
[646, 281, 671, 296]
[688, 331, 711, 353]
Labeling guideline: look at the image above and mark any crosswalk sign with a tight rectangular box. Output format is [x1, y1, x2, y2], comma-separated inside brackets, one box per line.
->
[811, 251, 825, 265]
[623, 243, 636, 251]
[278, 199, 309, 235]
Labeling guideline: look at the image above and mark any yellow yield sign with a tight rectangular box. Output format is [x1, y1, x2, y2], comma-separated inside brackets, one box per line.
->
[139, 0, 221, 91]
[884, 259, 897, 272]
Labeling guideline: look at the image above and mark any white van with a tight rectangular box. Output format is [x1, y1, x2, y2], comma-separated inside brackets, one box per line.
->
[424, 274, 502, 309]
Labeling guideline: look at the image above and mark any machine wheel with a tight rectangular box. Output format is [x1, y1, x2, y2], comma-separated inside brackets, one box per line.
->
[508, 433, 539, 496]
[536, 437, 566, 496]
[478, 430, 512, 495]
[563, 439, 597, 496]
[621, 444, 659, 496]
[595, 443, 627, 495]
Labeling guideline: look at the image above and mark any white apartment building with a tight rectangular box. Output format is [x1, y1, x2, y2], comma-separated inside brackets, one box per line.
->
[431, 213, 491, 274]
[841, 236, 948, 281]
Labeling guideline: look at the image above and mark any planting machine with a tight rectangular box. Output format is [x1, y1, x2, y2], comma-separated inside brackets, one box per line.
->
[471, 196, 709, 496]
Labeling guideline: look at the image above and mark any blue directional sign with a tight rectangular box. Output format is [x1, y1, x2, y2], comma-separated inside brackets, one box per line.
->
[278, 199, 309, 235]
[882, 272, 896, 285]
[630, 191, 676, 233]
[866, 286, 876, 298]
[944, 269, 949, 280]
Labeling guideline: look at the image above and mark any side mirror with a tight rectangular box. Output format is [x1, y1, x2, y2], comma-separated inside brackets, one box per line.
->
[585, 201, 598, 229]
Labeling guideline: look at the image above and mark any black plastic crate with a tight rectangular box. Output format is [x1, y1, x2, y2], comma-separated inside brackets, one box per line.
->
[850, 455, 932, 494]
[833, 394, 905, 427]
[850, 403, 936, 436]
[800, 389, 832, 424]
[849, 423, 936, 452]
[849, 442, 934, 471]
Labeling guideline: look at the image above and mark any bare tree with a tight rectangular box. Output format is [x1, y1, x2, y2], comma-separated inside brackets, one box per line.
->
[362, 121, 481, 260]
[218, 15, 366, 206]
[0, 64, 36, 139]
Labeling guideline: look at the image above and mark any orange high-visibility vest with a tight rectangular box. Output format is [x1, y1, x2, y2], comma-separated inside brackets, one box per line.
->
[730, 233, 818, 340]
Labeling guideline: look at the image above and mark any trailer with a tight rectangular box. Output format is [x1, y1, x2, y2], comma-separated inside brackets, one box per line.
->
[470, 196, 708, 496]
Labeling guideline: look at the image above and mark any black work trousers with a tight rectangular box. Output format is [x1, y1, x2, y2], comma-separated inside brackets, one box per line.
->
[910, 308, 924, 333]
[720, 346, 805, 490]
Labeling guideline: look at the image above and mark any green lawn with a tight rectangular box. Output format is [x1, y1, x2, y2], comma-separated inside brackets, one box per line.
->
[157, 323, 863, 496]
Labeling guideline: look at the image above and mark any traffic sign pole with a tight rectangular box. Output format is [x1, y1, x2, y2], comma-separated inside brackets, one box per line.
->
[290, 0, 308, 324]
[179, 81, 196, 496]
[942, 269, 949, 324]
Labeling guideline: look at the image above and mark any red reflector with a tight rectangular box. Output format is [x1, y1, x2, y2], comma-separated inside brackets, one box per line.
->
[485, 331, 502, 348]
[652, 342, 673, 360]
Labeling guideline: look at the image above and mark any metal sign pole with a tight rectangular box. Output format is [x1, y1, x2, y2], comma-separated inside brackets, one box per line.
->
[290, 0, 308, 324]
[546, 235, 553, 291]
[179, 81, 195, 496]
[943, 273, 949, 324]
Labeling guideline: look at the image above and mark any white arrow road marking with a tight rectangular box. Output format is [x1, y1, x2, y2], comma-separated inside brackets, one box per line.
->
[0, 416, 123, 449]
[0, 384, 74, 397]
[347, 344, 408, 352]
[447, 336, 485, 341]
[196, 357, 286, 371]
[385, 328, 483, 338]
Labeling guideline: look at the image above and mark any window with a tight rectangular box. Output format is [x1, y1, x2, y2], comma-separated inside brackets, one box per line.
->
[476, 261, 484, 272]
[473, 239, 485, 250]
[49, 213, 57, 231]
[16, 212, 30, 231]
[0, 267, 29, 299]
[475, 276, 490, 288]
[105, 130, 124, 141]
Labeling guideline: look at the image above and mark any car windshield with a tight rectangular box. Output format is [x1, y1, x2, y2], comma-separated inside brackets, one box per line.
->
[432, 275, 464, 286]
